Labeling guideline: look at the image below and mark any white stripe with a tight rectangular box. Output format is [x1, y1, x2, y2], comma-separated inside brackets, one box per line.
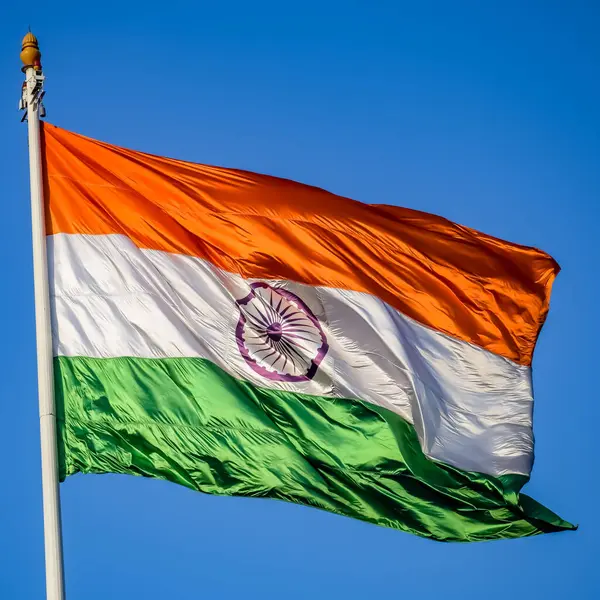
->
[49, 233, 534, 477]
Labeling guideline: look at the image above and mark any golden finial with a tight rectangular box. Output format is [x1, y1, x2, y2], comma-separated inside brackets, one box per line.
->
[20, 31, 42, 72]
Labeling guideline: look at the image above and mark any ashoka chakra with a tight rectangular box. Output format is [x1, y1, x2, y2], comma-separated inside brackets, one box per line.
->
[236, 283, 328, 382]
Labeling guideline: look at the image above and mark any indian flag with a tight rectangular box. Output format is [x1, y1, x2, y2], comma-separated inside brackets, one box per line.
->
[43, 122, 574, 542]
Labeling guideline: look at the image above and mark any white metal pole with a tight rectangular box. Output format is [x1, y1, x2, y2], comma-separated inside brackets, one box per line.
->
[21, 33, 66, 600]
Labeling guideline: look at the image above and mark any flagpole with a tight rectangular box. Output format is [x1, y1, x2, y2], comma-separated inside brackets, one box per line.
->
[20, 32, 66, 600]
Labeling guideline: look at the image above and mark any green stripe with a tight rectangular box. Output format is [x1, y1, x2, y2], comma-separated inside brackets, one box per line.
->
[54, 356, 574, 542]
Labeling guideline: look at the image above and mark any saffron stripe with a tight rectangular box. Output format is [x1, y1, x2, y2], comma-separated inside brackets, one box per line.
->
[42, 122, 558, 365]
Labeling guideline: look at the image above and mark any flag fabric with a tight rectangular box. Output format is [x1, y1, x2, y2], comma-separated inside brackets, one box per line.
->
[42, 122, 574, 542]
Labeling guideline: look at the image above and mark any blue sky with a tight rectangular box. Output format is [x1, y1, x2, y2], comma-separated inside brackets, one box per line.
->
[1, 1, 598, 598]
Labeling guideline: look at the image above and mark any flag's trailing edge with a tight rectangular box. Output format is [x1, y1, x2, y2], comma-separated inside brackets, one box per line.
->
[43, 122, 574, 542]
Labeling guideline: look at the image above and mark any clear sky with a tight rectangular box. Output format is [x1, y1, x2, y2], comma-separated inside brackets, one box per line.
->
[0, 1, 598, 598]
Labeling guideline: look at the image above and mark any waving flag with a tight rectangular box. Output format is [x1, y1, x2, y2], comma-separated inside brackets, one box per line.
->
[43, 122, 574, 541]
